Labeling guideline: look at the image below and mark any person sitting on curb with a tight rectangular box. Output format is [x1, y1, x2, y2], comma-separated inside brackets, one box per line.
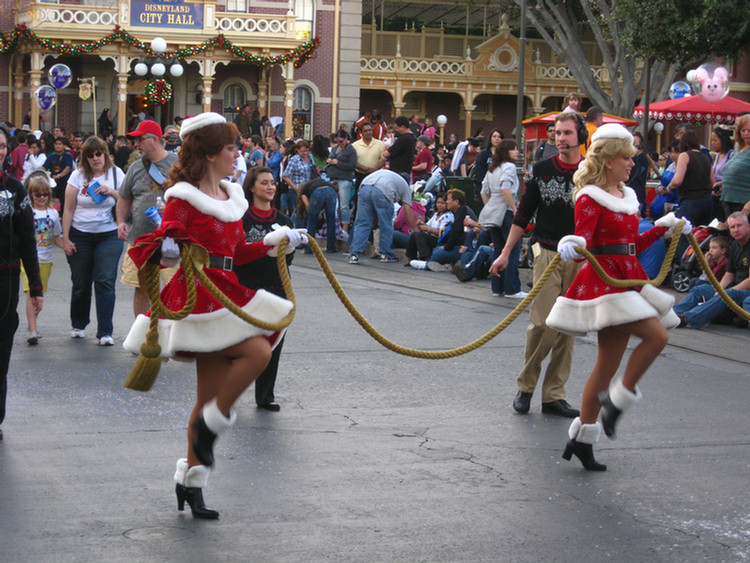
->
[673, 212, 750, 328]
[410, 188, 476, 271]
[404, 192, 454, 268]
[451, 220, 494, 282]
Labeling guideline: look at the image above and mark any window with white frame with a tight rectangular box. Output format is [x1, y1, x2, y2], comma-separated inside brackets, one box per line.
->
[225, 0, 246, 12]
[295, 0, 314, 40]
[292, 85, 313, 140]
[223, 84, 246, 122]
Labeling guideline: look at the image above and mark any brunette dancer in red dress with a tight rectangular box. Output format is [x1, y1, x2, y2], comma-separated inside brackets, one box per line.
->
[124, 113, 306, 517]
[547, 124, 691, 471]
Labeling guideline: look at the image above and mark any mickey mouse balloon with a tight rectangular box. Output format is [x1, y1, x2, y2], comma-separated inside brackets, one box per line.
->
[34, 85, 57, 110]
[669, 81, 691, 100]
[48, 63, 72, 90]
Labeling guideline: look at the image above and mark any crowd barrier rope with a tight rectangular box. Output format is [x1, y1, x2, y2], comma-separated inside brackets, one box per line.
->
[126, 220, 746, 391]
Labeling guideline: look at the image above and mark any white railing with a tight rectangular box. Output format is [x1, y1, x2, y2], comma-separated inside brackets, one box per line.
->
[402, 58, 467, 75]
[16, 3, 119, 27]
[15, 1, 293, 39]
[361, 57, 466, 76]
[537, 64, 606, 81]
[214, 15, 288, 34]
[361, 58, 396, 72]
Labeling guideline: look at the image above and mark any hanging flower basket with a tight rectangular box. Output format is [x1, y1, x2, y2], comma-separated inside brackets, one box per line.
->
[145, 79, 172, 105]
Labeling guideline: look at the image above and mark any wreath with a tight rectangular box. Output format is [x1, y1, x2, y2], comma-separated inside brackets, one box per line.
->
[145, 79, 172, 105]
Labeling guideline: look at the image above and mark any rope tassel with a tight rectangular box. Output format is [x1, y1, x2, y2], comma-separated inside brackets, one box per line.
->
[123, 313, 162, 391]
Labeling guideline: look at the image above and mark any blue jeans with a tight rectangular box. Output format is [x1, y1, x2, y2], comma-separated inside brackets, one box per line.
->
[290, 211, 306, 229]
[336, 179, 353, 226]
[673, 284, 715, 314]
[391, 230, 409, 249]
[307, 186, 338, 252]
[679, 286, 750, 328]
[279, 190, 297, 216]
[430, 245, 462, 265]
[463, 245, 493, 280]
[350, 184, 395, 258]
[488, 211, 522, 295]
[66, 228, 123, 338]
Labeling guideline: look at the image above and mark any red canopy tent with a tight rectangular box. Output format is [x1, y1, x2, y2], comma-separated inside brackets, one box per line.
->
[523, 111, 639, 141]
[633, 94, 750, 125]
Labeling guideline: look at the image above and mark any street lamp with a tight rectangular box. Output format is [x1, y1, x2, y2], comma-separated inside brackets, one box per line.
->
[133, 37, 184, 78]
[436, 114, 447, 145]
[653, 122, 664, 154]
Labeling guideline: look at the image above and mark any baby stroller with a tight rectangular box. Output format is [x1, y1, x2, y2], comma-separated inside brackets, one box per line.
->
[669, 222, 727, 292]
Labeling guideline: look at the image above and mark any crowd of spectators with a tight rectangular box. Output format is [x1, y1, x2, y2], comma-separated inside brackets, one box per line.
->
[6, 97, 750, 331]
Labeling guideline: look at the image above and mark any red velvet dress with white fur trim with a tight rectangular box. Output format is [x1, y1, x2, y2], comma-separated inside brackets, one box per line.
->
[546, 185, 680, 336]
[123, 180, 294, 359]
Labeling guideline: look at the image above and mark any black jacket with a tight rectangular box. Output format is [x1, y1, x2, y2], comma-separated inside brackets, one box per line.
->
[0, 172, 42, 296]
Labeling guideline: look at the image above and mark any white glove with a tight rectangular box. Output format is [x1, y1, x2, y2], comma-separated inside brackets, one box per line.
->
[557, 235, 586, 262]
[263, 224, 291, 248]
[286, 228, 308, 249]
[161, 237, 180, 267]
[674, 218, 692, 236]
[655, 212, 692, 238]
[263, 225, 308, 256]
[654, 212, 678, 229]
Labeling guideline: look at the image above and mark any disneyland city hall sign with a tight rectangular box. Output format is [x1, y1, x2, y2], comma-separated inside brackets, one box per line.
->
[131, 0, 203, 29]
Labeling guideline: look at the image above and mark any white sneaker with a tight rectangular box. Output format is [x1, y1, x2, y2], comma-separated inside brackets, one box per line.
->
[98, 335, 115, 346]
[427, 261, 452, 272]
[410, 259, 428, 270]
[505, 291, 528, 299]
[70, 329, 85, 339]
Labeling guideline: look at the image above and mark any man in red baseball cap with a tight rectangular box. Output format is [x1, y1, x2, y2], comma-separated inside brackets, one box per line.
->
[128, 120, 163, 139]
[117, 119, 178, 316]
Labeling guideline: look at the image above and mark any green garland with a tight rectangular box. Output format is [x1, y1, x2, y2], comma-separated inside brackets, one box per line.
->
[0, 24, 319, 68]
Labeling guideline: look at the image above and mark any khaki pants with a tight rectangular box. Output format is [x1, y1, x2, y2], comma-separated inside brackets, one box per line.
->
[516, 246, 580, 402]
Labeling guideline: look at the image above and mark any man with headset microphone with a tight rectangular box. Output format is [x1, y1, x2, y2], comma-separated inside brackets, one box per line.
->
[0, 125, 43, 441]
[489, 112, 586, 418]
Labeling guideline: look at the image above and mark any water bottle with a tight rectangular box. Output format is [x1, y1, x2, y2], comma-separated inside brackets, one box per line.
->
[144, 206, 162, 227]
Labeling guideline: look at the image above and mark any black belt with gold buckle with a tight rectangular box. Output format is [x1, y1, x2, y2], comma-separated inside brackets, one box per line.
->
[208, 255, 234, 270]
[589, 243, 636, 256]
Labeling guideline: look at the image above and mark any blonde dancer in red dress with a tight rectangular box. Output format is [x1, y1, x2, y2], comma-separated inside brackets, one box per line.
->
[547, 124, 690, 471]
[124, 113, 306, 517]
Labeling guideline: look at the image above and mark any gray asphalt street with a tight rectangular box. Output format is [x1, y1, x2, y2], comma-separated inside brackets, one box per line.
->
[1, 247, 748, 563]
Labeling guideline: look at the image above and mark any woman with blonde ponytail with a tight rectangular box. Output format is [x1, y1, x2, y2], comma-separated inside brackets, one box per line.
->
[547, 124, 689, 471]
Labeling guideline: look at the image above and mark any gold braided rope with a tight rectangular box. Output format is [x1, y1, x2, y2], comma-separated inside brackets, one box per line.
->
[686, 230, 750, 321]
[192, 246, 296, 331]
[128, 219, 747, 387]
[284, 234, 558, 358]
[124, 244, 199, 391]
[573, 221, 685, 288]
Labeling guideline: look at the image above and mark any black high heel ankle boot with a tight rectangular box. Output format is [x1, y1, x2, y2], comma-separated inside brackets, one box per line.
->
[562, 439, 607, 471]
[175, 483, 219, 519]
[598, 381, 641, 439]
[598, 393, 622, 439]
[191, 400, 237, 467]
[192, 415, 218, 467]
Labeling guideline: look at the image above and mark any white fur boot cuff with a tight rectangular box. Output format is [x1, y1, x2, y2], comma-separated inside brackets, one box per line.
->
[610, 380, 642, 412]
[575, 422, 602, 445]
[173, 458, 189, 485]
[202, 398, 238, 436]
[184, 464, 211, 488]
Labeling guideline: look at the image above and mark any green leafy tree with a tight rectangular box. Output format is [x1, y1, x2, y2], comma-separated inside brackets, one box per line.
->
[514, 0, 750, 116]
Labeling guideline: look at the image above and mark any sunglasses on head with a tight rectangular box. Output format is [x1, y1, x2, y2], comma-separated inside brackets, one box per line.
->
[87, 151, 104, 158]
